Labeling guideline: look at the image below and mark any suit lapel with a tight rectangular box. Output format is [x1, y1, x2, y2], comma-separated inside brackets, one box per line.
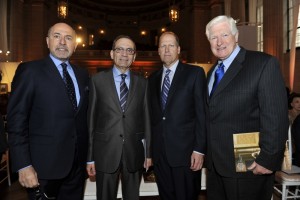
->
[124, 72, 137, 111]
[44, 56, 66, 86]
[155, 69, 163, 112]
[206, 62, 217, 102]
[106, 69, 123, 112]
[164, 62, 183, 109]
[43, 57, 78, 112]
[44, 57, 72, 100]
[71, 63, 87, 112]
[209, 48, 246, 99]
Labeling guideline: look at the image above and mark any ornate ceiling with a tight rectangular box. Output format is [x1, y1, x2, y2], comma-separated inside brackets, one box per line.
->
[70, 0, 182, 16]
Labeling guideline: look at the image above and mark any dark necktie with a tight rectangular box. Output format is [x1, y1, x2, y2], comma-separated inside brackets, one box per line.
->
[120, 74, 128, 112]
[161, 69, 171, 110]
[61, 63, 77, 111]
[210, 62, 225, 96]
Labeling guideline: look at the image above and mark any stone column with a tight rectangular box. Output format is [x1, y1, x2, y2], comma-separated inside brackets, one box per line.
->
[188, 0, 211, 64]
[10, 0, 58, 62]
[263, 0, 283, 60]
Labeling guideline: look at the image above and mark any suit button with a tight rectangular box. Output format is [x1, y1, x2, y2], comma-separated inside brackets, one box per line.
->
[120, 134, 123, 137]
[123, 115, 125, 118]
[162, 117, 166, 120]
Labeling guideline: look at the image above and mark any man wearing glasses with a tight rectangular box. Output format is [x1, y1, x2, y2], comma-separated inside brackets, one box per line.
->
[86, 35, 152, 200]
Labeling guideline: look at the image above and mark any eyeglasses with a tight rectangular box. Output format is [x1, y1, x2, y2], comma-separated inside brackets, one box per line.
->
[113, 47, 135, 55]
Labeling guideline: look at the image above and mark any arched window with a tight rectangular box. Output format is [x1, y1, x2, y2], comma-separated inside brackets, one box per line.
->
[256, 0, 263, 52]
[288, 0, 300, 49]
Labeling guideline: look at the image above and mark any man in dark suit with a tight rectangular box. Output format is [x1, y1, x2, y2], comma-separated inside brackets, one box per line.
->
[149, 31, 206, 200]
[86, 35, 151, 200]
[0, 73, 8, 156]
[205, 15, 288, 200]
[292, 114, 300, 166]
[7, 23, 89, 200]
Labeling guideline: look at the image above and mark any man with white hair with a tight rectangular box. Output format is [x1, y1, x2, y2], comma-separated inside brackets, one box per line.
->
[205, 15, 288, 200]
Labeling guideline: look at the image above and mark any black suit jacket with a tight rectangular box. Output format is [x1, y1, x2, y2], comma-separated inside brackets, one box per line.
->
[7, 56, 89, 179]
[292, 115, 300, 166]
[206, 47, 289, 177]
[87, 69, 151, 173]
[149, 61, 206, 167]
[0, 114, 7, 154]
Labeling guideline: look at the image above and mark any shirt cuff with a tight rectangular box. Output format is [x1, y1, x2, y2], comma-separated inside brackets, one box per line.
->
[193, 151, 205, 155]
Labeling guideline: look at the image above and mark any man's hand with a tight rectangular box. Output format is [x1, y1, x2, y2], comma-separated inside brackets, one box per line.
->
[86, 163, 96, 176]
[18, 166, 39, 188]
[247, 161, 273, 175]
[144, 158, 153, 171]
[190, 152, 204, 171]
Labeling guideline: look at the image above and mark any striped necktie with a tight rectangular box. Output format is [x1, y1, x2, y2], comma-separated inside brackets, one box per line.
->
[161, 69, 171, 110]
[120, 74, 128, 112]
[61, 63, 77, 111]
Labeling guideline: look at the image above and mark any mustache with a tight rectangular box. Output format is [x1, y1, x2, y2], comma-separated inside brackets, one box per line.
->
[56, 46, 69, 51]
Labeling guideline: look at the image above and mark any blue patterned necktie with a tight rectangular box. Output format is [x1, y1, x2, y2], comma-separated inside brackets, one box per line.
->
[120, 74, 128, 112]
[161, 69, 171, 110]
[61, 63, 77, 111]
[210, 62, 225, 96]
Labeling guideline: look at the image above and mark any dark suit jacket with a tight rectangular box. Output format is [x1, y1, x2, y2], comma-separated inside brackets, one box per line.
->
[7, 56, 89, 179]
[206, 47, 289, 177]
[149, 62, 206, 167]
[0, 114, 7, 154]
[87, 69, 151, 173]
[292, 115, 300, 166]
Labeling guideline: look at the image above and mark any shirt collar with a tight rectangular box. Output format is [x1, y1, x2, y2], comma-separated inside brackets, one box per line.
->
[49, 54, 70, 68]
[113, 66, 130, 79]
[163, 60, 179, 74]
[220, 45, 241, 70]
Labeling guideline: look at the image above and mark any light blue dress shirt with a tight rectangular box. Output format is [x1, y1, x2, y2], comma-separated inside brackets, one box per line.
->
[113, 66, 130, 99]
[208, 45, 241, 95]
[161, 60, 179, 89]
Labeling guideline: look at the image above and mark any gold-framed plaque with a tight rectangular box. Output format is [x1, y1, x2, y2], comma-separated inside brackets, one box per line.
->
[233, 132, 260, 172]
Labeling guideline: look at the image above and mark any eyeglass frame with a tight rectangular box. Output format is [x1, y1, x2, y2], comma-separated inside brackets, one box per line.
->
[113, 47, 136, 55]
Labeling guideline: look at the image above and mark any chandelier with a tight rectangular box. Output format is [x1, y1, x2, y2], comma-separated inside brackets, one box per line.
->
[169, 5, 179, 23]
[57, 0, 68, 19]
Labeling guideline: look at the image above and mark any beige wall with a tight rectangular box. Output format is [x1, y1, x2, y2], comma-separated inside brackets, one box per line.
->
[0, 62, 19, 92]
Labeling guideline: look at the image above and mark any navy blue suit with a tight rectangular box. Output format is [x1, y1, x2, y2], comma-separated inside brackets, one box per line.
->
[149, 61, 206, 200]
[7, 56, 89, 199]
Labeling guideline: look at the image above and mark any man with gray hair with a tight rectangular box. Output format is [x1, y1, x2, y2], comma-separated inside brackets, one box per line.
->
[205, 15, 288, 200]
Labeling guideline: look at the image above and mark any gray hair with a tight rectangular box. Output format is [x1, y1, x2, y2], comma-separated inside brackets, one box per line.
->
[205, 15, 238, 39]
